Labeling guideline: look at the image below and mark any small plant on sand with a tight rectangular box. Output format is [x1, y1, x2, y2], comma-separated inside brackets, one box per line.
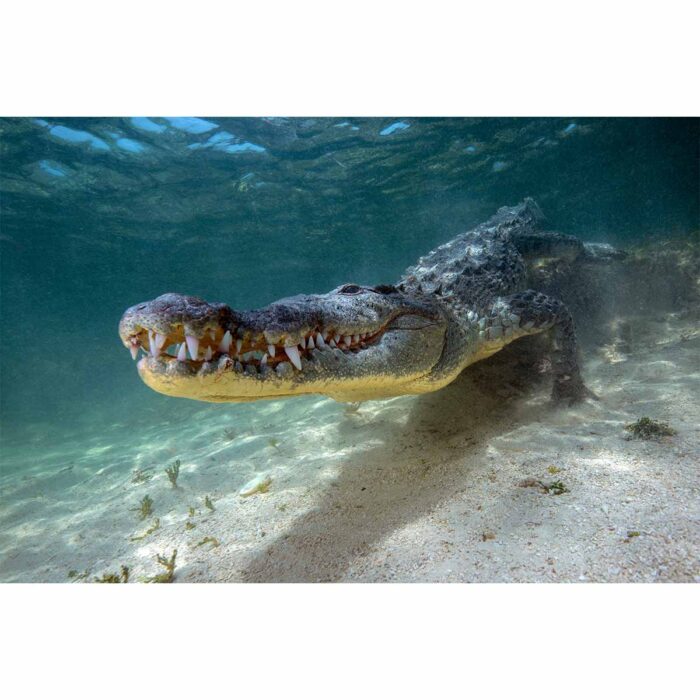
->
[132, 494, 154, 520]
[542, 480, 569, 495]
[68, 569, 90, 581]
[131, 467, 154, 485]
[204, 495, 215, 511]
[146, 549, 177, 583]
[130, 518, 161, 541]
[94, 565, 130, 583]
[547, 465, 562, 475]
[165, 459, 181, 488]
[268, 437, 281, 451]
[518, 478, 569, 495]
[185, 521, 196, 530]
[188, 506, 196, 517]
[625, 417, 676, 440]
[195, 536, 220, 549]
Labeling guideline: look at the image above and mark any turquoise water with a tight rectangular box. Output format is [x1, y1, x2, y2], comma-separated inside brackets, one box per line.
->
[0, 117, 698, 582]
[2, 117, 697, 444]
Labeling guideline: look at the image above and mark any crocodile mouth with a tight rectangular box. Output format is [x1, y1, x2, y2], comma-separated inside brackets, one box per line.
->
[125, 322, 390, 374]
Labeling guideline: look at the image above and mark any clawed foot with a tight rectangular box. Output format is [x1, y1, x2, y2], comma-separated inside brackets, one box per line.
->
[551, 375, 598, 405]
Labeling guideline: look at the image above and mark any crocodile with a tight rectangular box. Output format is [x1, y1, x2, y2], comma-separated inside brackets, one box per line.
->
[119, 199, 602, 405]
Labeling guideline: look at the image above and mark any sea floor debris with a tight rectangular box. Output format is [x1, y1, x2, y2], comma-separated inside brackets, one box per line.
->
[624, 417, 677, 440]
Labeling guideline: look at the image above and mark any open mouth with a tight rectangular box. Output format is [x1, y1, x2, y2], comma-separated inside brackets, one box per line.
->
[125, 323, 389, 374]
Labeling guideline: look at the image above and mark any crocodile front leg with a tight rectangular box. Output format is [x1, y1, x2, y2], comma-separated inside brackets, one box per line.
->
[485, 290, 596, 404]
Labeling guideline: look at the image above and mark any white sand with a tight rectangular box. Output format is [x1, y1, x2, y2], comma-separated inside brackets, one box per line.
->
[1, 314, 698, 583]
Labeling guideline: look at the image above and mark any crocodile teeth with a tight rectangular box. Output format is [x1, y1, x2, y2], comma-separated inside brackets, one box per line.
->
[218, 330, 232, 353]
[236, 339, 243, 355]
[129, 344, 139, 360]
[209, 329, 216, 341]
[177, 343, 187, 362]
[185, 335, 199, 360]
[299, 337, 306, 349]
[284, 345, 302, 370]
[352, 334, 360, 344]
[329, 339, 337, 348]
[343, 335, 352, 346]
[315, 333, 326, 348]
[204, 346, 212, 361]
[261, 353, 268, 366]
[334, 334, 340, 343]
[148, 331, 159, 357]
[307, 336, 315, 349]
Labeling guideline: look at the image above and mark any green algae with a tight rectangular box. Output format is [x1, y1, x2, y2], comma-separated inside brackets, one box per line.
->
[131, 467, 154, 485]
[94, 565, 130, 583]
[518, 478, 569, 495]
[542, 480, 569, 495]
[68, 569, 90, 581]
[165, 459, 180, 487]
[132, 494, 154, 520]
[204, 495, 215, 511]
[130, 518, 160, 541]
[146, 549, 177, 583]
[625, 417, 676, 440]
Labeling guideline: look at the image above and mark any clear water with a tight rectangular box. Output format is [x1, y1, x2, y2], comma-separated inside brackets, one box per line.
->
[0, 117, 698, 581]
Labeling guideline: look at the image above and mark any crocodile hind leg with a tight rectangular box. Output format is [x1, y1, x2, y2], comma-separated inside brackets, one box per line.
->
[486, 290, 596, 404]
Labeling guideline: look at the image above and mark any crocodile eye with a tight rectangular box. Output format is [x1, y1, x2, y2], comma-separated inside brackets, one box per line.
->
[339, 284, 362, 295]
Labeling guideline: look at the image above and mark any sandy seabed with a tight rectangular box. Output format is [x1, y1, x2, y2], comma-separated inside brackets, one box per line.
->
[1, 315, 698, 583]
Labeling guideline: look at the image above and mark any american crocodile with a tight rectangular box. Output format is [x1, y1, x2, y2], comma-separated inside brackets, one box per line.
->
[119, 200, 601, 404]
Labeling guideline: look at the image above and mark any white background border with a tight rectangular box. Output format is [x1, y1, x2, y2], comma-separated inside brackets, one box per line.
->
[1, 1, 697, 697]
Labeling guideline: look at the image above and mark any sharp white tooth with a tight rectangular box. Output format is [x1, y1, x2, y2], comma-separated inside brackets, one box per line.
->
[129, 344, 139, 360]
[299, 337, 306, 349]
[185, 335, 199, 360]
[352, 334, 360, 344]
[177, 343, 187, 362]
[268, 344, 276, 357]
[155, 332, 167, 350]
[284, 345, 302, 370]
[209, 329, 216, 341]
[315, 333, 326, 348]
[261, 353, 268, 366]
[148, 331, 158, 356]
[236, 339, 243, 355]
[344, 335, 352, 346]
[329, 339, 337, 348]
[204, 346, 212, 361]
[334, 334, 340, 343]
[307, 336, 315, 349]
[218, 330, 232, 353]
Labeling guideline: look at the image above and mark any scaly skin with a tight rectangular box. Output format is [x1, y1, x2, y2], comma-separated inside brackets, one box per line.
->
[119, 199, 596, 404]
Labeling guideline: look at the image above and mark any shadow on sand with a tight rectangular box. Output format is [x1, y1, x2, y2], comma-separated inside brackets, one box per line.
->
[238, 337, 555, 582]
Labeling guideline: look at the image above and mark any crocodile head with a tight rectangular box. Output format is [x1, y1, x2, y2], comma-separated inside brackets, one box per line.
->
[119, 285, 447, 403]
